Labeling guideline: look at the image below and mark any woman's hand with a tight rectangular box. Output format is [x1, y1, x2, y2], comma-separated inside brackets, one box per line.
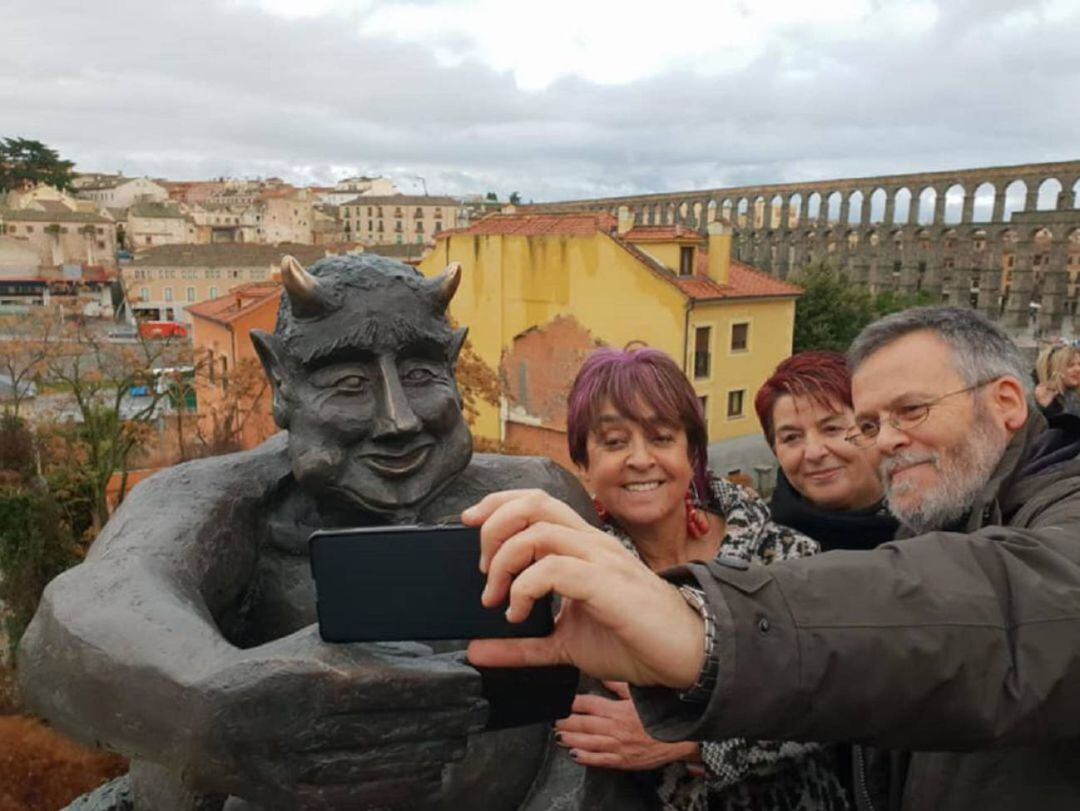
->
[554, 681, 700, 770]
[1035, 380, 1062, 407]
[462, 489, 706, 689]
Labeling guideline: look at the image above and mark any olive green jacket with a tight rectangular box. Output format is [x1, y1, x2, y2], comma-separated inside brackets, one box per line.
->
[635, 411, 1080, 811]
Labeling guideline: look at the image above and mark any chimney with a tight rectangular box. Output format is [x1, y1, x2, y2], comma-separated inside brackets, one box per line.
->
[617, 205, 634, 235]
[707, 222, 731, 285]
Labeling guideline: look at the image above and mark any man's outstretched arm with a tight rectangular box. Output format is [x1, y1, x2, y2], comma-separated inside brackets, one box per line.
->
[466, 487, 1080, 752]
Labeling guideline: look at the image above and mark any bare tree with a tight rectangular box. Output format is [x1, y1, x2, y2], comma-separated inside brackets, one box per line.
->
[0, 310, 59, 422]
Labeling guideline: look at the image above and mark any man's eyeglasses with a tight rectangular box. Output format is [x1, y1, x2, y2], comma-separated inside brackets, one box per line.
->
[844, 378, 998, 448]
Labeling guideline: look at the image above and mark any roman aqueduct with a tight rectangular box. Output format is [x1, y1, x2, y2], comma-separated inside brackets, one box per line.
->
[529, 159, 1080, 336]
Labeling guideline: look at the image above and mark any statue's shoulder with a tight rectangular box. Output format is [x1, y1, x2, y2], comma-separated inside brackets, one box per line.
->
[459, 454, 593, 519]
[115, 433, 292, 516]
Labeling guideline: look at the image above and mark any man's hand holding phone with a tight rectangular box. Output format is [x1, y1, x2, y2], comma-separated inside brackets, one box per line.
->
[462, 489, 706, 690]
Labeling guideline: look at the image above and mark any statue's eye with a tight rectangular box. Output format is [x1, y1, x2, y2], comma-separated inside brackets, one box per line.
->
[403, 367, 436, 383]
[336, 375, 368, 390]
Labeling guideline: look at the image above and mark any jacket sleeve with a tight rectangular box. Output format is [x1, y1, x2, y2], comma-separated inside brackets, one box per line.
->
[633, 477, 1080, 751]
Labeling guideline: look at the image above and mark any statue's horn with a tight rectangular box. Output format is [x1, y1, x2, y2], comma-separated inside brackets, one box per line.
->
[433, 262, 462, 311]
[280, 255, 326, 318]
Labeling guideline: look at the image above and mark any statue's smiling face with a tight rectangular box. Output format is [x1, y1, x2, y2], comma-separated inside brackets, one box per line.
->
[252, 254, 472, 515]
[283, 332, 471, 514]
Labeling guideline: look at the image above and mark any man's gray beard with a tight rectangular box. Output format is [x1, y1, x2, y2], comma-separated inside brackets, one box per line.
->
[881, 409, 1008, 534]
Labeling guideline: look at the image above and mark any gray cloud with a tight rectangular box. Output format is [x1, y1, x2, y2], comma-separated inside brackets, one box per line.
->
[1, 0, 1077, 201]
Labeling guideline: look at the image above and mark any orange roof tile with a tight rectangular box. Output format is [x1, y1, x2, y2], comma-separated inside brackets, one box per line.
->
[186, 282, 281, 325]
[621, 225, 704, 243]
[448, 212, 618, 237]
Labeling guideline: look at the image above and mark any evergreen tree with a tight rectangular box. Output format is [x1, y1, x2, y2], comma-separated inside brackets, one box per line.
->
[0, 138, 76, 192]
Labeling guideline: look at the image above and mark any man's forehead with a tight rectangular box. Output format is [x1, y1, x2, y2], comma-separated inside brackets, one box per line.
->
[852, 331, 962, 412]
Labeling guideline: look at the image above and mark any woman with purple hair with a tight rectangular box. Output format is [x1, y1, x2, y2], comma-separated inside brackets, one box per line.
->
[554, 346, 849, 811]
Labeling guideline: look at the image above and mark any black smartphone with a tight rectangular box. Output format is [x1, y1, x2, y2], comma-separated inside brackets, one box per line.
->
[309, 524, 554, 642]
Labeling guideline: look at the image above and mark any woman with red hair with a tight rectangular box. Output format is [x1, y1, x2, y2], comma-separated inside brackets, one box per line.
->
[754, 351, 896, 551]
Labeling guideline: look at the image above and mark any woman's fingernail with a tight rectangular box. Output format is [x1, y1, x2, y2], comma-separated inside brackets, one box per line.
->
[554, 732, 563, 743]
[462, 506, 477, 521]
[569, 749, 579, 760]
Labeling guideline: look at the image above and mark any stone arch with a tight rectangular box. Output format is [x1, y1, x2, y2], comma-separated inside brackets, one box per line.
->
[1002, 179, 1026, 222]
[787, 192, 803, 228]
[893, 187, 912, 224]
[752, 195, 766, 229]
[847, 190, 864, 225]
[847, 229, 860, 249]
[826, 191, 842, 223]
[666, 202, 676, 225]
[916, 186, 937, 225]
[736, 198, 749, 228]
[721, 198, 733, 224]
[767, 194, 782, 229]
[869, 188, 887, 224]
[1037, 178, 1063, 211]
[705, 199, 717, 224]
[972, 182, 995, 223]
[692, 201, 704, 228]
[868, 229, 880, 247]
[807, 192, 822, 220]
[678, 200, 690, 223]
[943, 184, 965, 225]
[1073, 178, 1080, 208]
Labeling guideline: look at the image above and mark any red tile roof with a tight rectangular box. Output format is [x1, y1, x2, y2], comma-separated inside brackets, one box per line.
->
[621, 225, 703, 243]
[450, 212, 618, 237]
[186, 282, 281, 325]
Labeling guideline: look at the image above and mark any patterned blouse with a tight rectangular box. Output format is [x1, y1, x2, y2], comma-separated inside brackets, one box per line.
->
[602, 472, 851, 811]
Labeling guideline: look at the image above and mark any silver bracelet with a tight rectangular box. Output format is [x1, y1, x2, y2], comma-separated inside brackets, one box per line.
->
[676, 585, 719, 704]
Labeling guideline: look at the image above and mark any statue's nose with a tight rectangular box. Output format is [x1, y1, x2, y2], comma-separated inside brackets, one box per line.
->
[371, 356, 422, 440]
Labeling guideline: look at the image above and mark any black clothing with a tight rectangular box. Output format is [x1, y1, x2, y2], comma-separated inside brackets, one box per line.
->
[768, 471, 898, 552]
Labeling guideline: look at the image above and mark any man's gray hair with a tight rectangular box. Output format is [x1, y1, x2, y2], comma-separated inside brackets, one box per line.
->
[848, 306, 1031, 392]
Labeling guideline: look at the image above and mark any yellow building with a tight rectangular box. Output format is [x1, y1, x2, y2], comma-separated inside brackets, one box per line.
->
[419, 211, 801, 455]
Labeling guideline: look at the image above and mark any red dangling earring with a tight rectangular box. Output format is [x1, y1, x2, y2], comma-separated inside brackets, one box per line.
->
[685, 490, 710, 538]
[593, 498, 609, 522]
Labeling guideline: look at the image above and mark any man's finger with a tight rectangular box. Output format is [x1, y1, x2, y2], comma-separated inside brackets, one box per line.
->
[483, 522, 600, 607]
[602, 680, 631, 700]
[505, 555, 596, 622]
[466, 636, 565, 669]
[474, 491, 596, 574]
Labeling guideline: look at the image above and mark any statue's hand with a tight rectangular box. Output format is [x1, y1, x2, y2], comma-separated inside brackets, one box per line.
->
[184, 625, 486, 809]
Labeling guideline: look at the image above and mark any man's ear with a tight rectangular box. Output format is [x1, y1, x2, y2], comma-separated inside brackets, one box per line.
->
[251, 330, 292, 429]
[991, 376, 1029, 433]
[449, 326, 468, 366]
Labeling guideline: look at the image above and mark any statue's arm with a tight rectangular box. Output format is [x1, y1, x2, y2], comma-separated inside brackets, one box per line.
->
[17, 452, 271, 760]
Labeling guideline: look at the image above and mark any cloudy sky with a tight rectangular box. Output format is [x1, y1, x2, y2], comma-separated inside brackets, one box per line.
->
[2, 0, 1078, 201]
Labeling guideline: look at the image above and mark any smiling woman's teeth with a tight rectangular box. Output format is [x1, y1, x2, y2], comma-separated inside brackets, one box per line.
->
[624, 482, 661, 492]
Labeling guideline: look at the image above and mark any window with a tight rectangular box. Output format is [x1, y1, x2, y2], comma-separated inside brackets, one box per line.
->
[396, 235, 403, 244]
[186, 287, 196, 302]
[140, 287, 149, 301]
[679, 246, 695, 276]
[727, 389, 746, 419]
[731, 322, 749, 352]
[209, 286, 218, 298]
[693, 326, 711, 379]
[164, 287, 174, 302]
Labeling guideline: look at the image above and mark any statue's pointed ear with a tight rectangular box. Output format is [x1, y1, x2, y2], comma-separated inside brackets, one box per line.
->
[449, 326, 468, 366]
[251, 330, 291, 429]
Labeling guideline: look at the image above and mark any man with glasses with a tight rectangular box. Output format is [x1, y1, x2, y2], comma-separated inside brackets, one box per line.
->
[466, 306, 1080, 811]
